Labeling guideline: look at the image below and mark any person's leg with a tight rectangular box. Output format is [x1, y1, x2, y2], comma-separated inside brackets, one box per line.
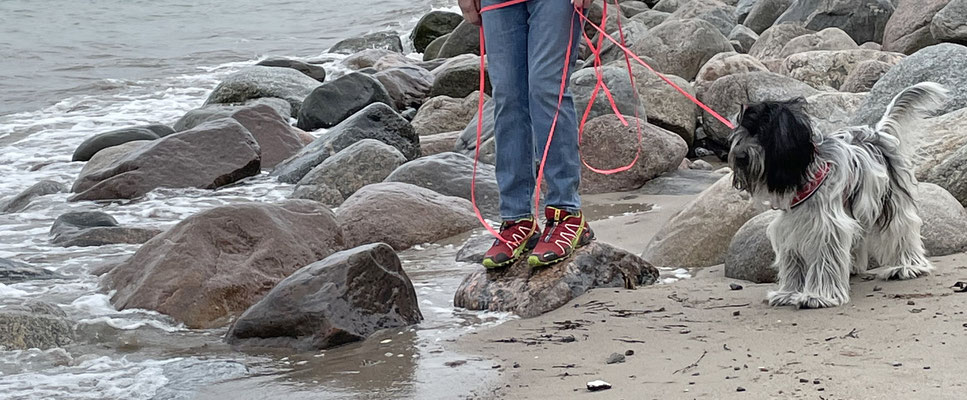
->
[481, 0, 534, 221]
[526, 0, 583, 213]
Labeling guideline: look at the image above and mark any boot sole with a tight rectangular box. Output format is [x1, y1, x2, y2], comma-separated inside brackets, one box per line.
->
[527, 230, 595, 268]
[483, 235, 540, 270]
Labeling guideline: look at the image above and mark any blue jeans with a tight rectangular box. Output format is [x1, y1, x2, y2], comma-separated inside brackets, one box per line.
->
[482, 0, 584, 221]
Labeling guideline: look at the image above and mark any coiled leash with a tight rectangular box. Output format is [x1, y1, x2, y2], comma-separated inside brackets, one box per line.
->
[470, 0, 736, 245]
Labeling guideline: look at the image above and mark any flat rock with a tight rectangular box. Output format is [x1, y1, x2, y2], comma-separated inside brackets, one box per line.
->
[453, 241, 660, 318]
[292, 139, 406, 207]
[204, 66, 321, 117]
[256, 58, 326, 82]
[296, 72, 394, 131]
[102, 201, 345, 329]
[0, 258, 64, 284]
[0, 180, 66, 213]
[0, 301, 74, 350]
[383, 152, 501, 219]
[225, 243, 422, 351]
[71, 124, 173, 162]
[329, 30, 403, 54]
[580, 115, 688, 194]
[724, 210, 778, 283]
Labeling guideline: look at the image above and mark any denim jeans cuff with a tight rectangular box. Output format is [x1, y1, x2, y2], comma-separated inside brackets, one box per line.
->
[501, 213, 534, 222]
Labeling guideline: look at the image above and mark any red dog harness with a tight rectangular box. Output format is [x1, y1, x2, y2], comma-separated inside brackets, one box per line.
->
[789, 163, 832, 209]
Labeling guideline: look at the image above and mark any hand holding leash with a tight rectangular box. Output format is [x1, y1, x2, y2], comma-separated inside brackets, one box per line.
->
[459, 0, 482, 26]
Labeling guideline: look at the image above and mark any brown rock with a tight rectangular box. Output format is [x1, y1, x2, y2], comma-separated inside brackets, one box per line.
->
[412, 92, 487, 136]
[228, 104, 306, 168]
[420, 130, 462, 156]
[882, 0, 951, 54]
[840, 60, 894, 92]
[580, 115, 688, 194]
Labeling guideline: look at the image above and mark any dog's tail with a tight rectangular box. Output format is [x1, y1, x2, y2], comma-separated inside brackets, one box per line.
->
[875, 82, 948, 158]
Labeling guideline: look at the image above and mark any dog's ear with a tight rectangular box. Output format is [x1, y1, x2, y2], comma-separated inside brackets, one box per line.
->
[760, 100, 815, 193]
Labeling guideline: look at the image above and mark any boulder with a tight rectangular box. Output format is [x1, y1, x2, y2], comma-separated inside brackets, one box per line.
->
[632, 10, 673, 29]
[423, 33, 450, 61]
[913, 107, 967, 204]
[851, 43, 967, 126]
[695, 52, 770, 87]
[437, 21, 480, 58]
[373, 66, 434, 111]
[573, 65, 646, 123]
[455, 234, 494, 264]
[72, 141, 150, 192]
[580, 115, 688, 194]
[454, 241, 660, 318]
[931, 0, 967, 44]
[71, 124, 173, 162]
[70, 119, 261, 202]
[371, 53, 418, 71]
[412, 92, 487, 136]
[341, 49, 398, 70]
[256, 58, 327, 82]
[748, 23, 815, 62]
[775, 0, 895, 44]
[225, 243, 422, 350]
[102, 201, 345, 329]
[840, 59, 894, 92]
[642, 173, 770, 268]
[50, 211, 162, 248]
[296, 72, 394, 131]
[724, 210, 778, 283]
[384, 152, 500, 219]
[881, 0, 951, 55]
[653, 0, 687, 12]
[777, 27, 858, 59]
[429, 54, 492, 99]
[630, 65, 697, 144]
[698, 71, 818, 146]
[620, 1, 651, 17]
[0, 258, 64, 284]
[729, 24, 759, 53]
[779, 49, 904, 91]
[918, 182, 967, 256]
[454, 98, 496, 159]
[420, 130, 463, 156]
[802, 91, 868, 135]
[204, 66, 321, 117]
[274, 103, 420, 184]
[0, 301, 74, 350]
[173, 97, 292, 132]
[628, 18, 734, 80]
[329, 30, 403, 54]
[669, 0, 738, 36]
[585, 1, 633, 40]
[336, 182, 477, 250]
[0, 180, 66, 213]
[735, 0, 760, 24]
[742, 0, 794, 34]
[227, 104, 307, 168]
[411, 11, 464, 53]
[292, 139, 406, 207]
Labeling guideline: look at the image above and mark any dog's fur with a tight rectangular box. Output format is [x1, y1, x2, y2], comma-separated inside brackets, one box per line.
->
[728, 82, 948, 309]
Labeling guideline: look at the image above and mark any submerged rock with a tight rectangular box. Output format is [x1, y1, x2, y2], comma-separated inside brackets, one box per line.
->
[329, 30, 403, 54]
[454, 241, 659, 318]
[0, 180, 66, 213]
[256, 58, 327, 82]
[0, 258, 64, 284]
[50, 211, 162, 248]
[102, 201, 345, 329]
[226, 243, 422, 351]
[0, 301, 74, 350]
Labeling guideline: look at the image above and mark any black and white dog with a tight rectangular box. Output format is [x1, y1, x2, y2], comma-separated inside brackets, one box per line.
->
[728, 82, 948, 309]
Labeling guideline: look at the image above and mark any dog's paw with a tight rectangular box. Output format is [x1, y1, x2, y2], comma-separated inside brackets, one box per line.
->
[875, 264, 934, 281]
[792, 293, 843, 309]
[767, 291, 799, 307]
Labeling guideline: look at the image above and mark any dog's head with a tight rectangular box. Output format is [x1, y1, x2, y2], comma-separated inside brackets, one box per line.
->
[728, 98, 815, 195]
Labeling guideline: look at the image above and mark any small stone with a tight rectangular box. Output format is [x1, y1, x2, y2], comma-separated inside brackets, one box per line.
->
[587, 380, 612, 391]
[891, 362, 903, 367]
[733, 311, 741, 316]
[758, 367, 768, 372]
[513, 362, 520, 368]
[680, 329, 692, 334]
[873, 286, 882, 292]
[625, 350, 635, 356]
[924, 366, 931, 370]
[606, 353, 627, 364]
[813, 380, 821, 384]
[907, 300, 916, 306]
[729, 283, 744, 290]
[736, 386, 747, 392]
[799, 378, 809, 383]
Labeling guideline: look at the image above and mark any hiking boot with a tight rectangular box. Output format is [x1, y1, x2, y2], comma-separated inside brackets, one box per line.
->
[528, 207, 594, 267]
[482, 217, 541, 269]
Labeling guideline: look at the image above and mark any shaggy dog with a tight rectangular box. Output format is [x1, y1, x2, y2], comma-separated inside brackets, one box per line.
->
[728, 82, 948, 309]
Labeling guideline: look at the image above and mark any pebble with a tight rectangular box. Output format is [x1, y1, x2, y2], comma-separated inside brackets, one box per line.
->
[587, 380, 612, 392]
[736, 386, 747, 392]
[891, 362, 903, 367]
[606, 353, 626, 364]
[907, 300, 916, 306]
[729, 283, 744, 291]
[799, 378, 809, 383]
[733, 311, 741, 316]
[625, 349, 635, 356]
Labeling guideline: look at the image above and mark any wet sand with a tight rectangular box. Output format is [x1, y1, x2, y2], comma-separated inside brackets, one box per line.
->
[455, 187, 967, 400]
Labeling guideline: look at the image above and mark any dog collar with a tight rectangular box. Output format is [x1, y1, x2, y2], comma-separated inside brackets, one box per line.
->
[789, 163, 831, 209]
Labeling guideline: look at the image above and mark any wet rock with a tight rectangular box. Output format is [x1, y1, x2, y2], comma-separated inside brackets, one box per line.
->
[632, 10, 673, 30]
[454, 97, 495, 157]
[456, 234, 494, 264]
[643, 173, 769, 268]
[342, 49, 398, 70]
[173, 97, 293, 132]
[918, 183, 967, 256]
[292, 139, 406, 207]
[420, 130, 463, 157]
[0, 301, 74, 350]
[0, 180, 66, 213]
[669, 0, 738, 37]
[779, 49, 904, 91]
[777, 27, 859, 59]
[423, 33, 450, 61]
[840, 59, 894, 92]
[724, 210, 778, 283]
[274, 103, 419, 184]
[226, 243, 422, 351]
[296, 72, 394, 131]
[430, 54, 492, 99]
[851, 43, 967, 126]
[227, 104, 308, 168]
[71, 124, 174, 162]
[70, 119, 261, 202]
[454, 241, 659, 318]
[256, 58, 327, 82]
[373, 66, 434, 111]
[0, 258, 63, 284]
[329, 30, 403, 54]
[742, 0, 794, 34]
[630, 65, 697, 145]
[694, 52, 769, 88]
[931, 0, 967, 45]
[204, 66, 321, 117]
[336, 182, 477, 250]
[384, 152, 500, 219]
[412, 92, 488, 136]
[698, 71, 818, 146]
[437, 21, 480, 58]
[729, 24, 759, 54]
[774, 0, 895, 45]
[748, 23, 815, 62]
[411, 11, 464, 53]
[580, 115, 687, 194]
[881, 0, 950, 55]
[50, 211, 162, 247]
[629, 18, 734, 80]
[371, 53, 418, 71]
[102, 201, 345, 329]
[573, 65, 646, 123]
[72, 141, 149, 192]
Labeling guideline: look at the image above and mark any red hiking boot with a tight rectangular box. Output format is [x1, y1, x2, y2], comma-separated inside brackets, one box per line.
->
[528, 207, 594, 267]
[482, 217, 541, 269]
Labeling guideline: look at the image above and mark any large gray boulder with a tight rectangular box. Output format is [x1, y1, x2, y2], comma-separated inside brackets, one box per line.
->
[102, 201, 345, 329]
[437, 21, 480, 58]
[50, 211, 162, 248]
[669, 0, 738, 36]
[579, 115, 688, 194]
[70, 119, 261, 202]
[629, 65, 697, 144]
[0, 180, 66, 213]
[226, 243, 422, 351]
[373, 66, 434, 111]
[274, 103, 420, 184]
[412, 92, 487, 136]
[748, 23, 815, 62]
[918, 182, 967, 256]
[694, 52, 770, 88]
[851, 43, 967, 126]
[742, 0, 794, 34]
[931, 0, 967, 44]
[779, 49, 904, 91]
[336, 182, 478, 251]
[429, 54, 491, 99]
[777, 27, 859, 59]
[840, 59, 894, 92]
[410, 11, 464, 53]
[802, 91, 869, 135]
[632, 10, 674, 30]
[172, 98, 292, 132]
[329, 31, 403, 54]
[774, 0, 895, 45]
[0, 301, 74, 350]
[296, 72, 394, 131]
[573, 65, 647, 123]
[204, 66, 321, 117]
[724, 210, 778, 283]
[881, 0, 951, 55]
[454, 241, 660, 318]
[384, 152, 500, 219]
[71, 124, 174, 162]
[628, 18, 734, 80]
[291, 139, 406, 207]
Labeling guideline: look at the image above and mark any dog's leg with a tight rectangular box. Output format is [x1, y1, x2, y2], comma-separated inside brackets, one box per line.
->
[794, 213, 857, 309]
[868, 195, 934, 280]
[767, 250, 805, 306]
[852, 239, 869, 276]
